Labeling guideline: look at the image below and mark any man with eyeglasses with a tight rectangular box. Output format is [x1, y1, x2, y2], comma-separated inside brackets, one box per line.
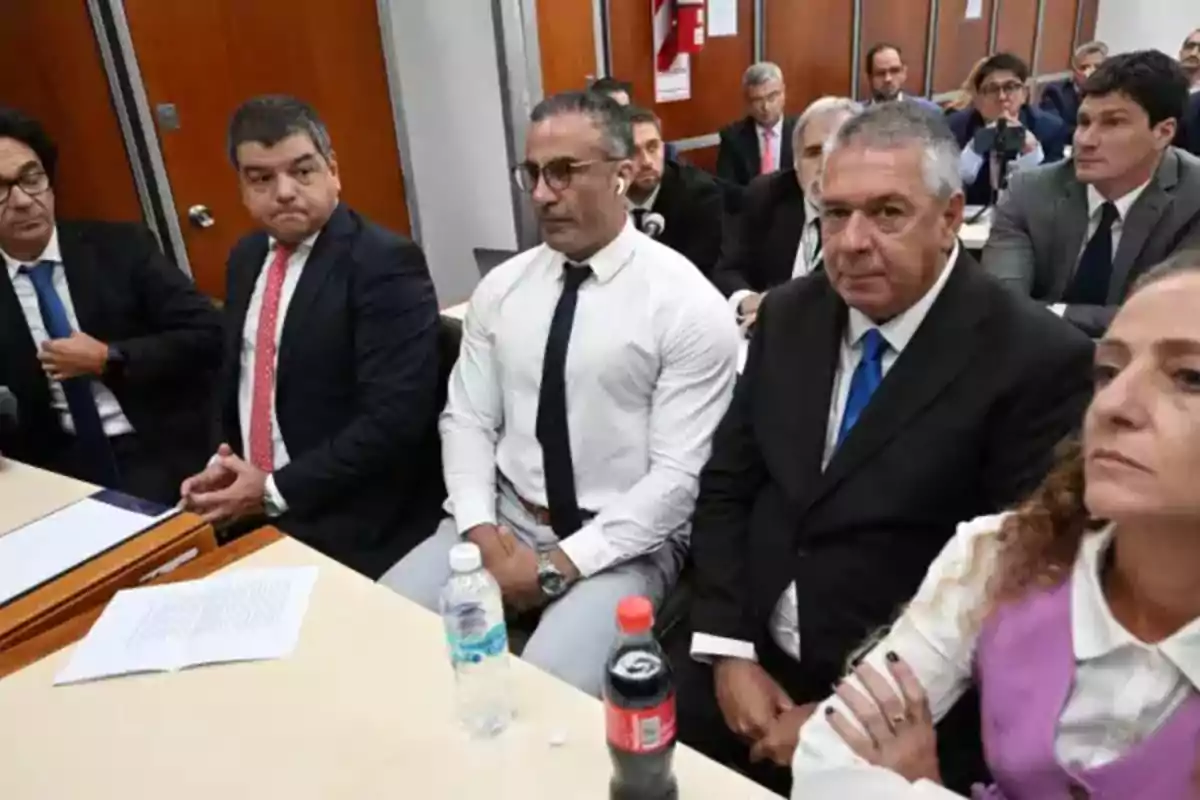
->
[717, 62, 798, 187]
[0, 108, 222, 503]
[947, 53, 1069, 207]
[180, 96, 444, 579]
[381, 90, 739, 697]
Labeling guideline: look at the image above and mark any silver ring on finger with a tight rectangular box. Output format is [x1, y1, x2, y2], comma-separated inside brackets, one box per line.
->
[889, 713, 908, 729]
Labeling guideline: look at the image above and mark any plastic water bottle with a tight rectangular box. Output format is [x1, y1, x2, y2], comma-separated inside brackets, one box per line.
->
[440, 542, 513, 738]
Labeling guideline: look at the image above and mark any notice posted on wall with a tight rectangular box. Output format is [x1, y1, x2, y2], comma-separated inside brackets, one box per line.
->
[655, 55, 692, 103]
[965, 0, 983, 19]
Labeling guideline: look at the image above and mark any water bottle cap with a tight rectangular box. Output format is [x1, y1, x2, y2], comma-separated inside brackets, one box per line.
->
[616, 595, 654, 634]
[448, 542, 482, 573]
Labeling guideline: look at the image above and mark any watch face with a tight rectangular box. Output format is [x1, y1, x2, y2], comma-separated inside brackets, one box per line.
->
[539, 567, 567, 598]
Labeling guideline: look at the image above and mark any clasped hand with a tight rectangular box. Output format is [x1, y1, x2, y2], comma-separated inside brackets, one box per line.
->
[179, 443, 268, 524]
[714, 657, 818, 767]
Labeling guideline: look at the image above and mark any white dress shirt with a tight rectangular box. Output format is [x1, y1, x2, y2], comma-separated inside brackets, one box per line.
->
[1049, 180, 1151, 316]
[792, 514, 1200, 796]
[2, 228, 134, 438]
[627, 182, 662, 213]
[728, 197, 823, 317]
[441, 220, 740, 577]
[959, 137, 1045, 187]
[758, 119, 784, 173]
[693, 242, 961, 662]
[237, 231, 321, 511]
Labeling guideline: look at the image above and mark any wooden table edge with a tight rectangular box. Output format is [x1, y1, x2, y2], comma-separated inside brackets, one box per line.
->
[0, 526, 286, 680]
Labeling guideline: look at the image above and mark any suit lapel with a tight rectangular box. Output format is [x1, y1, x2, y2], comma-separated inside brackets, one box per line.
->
[1050, 180, 1090, 298]
[774, 279, 844, 507]
[740, 119, 761, 176]
[1109, 153, 1176, 302]
[0, 269, 47, 403]
[768, 186, 805, 285]
[57, 225, 105, 337]
[800, 254, 990, 518]
[780, 117, 795, 170]
[225, 235, 270, 361]
[277, 204, 353, 370]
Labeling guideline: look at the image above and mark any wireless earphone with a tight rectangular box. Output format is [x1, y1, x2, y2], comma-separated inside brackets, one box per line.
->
[616, 178, 627, 195]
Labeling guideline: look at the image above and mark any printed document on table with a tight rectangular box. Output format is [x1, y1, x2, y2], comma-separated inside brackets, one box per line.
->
[55, 566, 319, 685]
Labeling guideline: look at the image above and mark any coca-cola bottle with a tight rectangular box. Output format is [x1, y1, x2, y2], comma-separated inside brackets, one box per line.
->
[603, 596, 678, 800]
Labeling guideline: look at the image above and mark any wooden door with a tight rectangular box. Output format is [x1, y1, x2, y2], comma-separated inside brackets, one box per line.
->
[122, 0, 410, 298]
[0, 2, 142, 223]
[764, 0, 855, 115]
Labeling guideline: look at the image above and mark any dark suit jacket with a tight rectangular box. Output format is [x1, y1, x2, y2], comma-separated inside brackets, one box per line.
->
[1038, 78, 1082, 138]
[712, 169, 808, 297]
[1175, 92, 1200, 157]
[716, 115, 798, 187]
[691, 252, 1093, 688]
[983, 148, 1200, 337]
[220, 203, 443, 578]
[648, 160, 724, 279]
[0, 221, 223, 488]
[947, 105, 1070, 206]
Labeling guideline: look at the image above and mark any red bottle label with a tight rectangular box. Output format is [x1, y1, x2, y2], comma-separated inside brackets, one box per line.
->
[606, 694, 677, 753]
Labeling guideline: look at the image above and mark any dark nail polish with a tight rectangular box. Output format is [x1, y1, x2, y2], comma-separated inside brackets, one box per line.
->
[825, 706, 835, 716]
[886, 651, 899, 663]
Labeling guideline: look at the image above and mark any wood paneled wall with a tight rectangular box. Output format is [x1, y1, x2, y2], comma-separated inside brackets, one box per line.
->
[0, 3, 142, 223]
[534, 0, 1099, 148]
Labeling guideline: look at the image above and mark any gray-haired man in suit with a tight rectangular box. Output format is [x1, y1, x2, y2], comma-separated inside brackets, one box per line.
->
[983, 50, 1200, 337]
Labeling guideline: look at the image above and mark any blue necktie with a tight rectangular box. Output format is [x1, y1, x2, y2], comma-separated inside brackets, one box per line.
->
[19, 261, 121, 487]
[836, 328, 887, 448]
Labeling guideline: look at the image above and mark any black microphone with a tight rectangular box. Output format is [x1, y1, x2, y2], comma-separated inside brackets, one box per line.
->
[0, 386, 18, 436]
[642, 212, 666, 239]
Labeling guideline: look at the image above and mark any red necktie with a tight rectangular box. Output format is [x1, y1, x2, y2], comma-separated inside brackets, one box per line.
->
[248, 244, 294, 473]
[760, 127, 776, 175]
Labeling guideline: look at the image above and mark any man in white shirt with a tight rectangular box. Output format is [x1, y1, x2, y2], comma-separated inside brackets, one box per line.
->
[675, 101, 1093, 795]
[380, 91, 740, 697]
[983, 50, 1200, 337]
[180, 96, 443, 579]
[714, 96, 861, 329]
[717, 63, 798, 187]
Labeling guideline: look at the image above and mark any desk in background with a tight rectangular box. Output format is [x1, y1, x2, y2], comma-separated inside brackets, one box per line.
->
[0, 459, 95, 537]
[0, 536, 777, 799]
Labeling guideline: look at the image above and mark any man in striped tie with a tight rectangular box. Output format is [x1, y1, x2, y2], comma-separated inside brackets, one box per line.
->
[180, 96, 443, 579]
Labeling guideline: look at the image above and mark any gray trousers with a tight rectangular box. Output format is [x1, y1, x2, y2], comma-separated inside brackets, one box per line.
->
[379, 480, 683, 697]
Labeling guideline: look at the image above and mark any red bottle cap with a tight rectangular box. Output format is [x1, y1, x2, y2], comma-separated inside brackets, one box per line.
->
[616, 595, 654, 634]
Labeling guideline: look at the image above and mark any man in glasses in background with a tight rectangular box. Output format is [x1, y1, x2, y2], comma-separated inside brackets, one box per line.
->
[947, 53, 1069, 207]
[381, 90, 739, 696]
[0, 107, 223, 503]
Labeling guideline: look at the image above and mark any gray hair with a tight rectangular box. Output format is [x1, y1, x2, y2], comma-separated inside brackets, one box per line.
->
[529, 90, 634, 159]
[742, 62, 784, 91]
[1073, 40, 1109, 62]
[792, 96, 862, 154]
[227, 95, 333, 167]
[822, 101, 963, 199]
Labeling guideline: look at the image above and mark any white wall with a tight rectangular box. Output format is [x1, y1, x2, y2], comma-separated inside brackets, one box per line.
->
[1095, 0, 1198, 58]
[378, 0, 519, 306]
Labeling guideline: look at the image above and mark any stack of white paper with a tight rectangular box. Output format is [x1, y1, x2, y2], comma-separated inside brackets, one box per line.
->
[55, 566, 319, 685]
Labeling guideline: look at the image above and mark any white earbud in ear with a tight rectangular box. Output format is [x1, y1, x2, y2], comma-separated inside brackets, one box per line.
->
[616, 178, 627, 195]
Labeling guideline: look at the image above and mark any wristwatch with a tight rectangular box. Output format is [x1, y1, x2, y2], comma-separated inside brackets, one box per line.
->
[104, 344, 127, 379]
[537, 553, 569, 600]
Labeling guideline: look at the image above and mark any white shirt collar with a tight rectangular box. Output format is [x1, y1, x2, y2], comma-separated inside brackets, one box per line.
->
[627, 182, 662, 212]
[549, 219, 639, 284]
[803, 197, 821, 224]
[757, 119, 784, 140]
[267, 229, 321, 255]
[3, 226, 62, 280]
[1072, 525, 1200, 690]
[845, 240, 960, 353]
[1086, 179, 1152, 223]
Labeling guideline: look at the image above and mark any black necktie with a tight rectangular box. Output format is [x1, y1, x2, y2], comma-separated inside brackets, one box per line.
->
[536, 263, 592, 537]
[632, 208, 648, 233]
[1065, 201, 1119, 305]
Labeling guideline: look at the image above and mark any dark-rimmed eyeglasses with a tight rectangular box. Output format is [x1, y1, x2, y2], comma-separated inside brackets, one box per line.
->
[0, 171, 50, 205]
[511, 158, 619, 193]
[979, 81, 1025, 98]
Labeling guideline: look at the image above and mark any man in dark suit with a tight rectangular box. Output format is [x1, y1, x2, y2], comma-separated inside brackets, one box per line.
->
[714, 97, 860, 327]
[985, 51, 1200, 337]
[0, 108, 223, 503]
[717, 62, 797, 187]
[589, 78, 680, 163]
[625, 106, 723, 278]
[947, 53, 1069, 207]
[1038, 40, 1108, 138]
[1176, 90, 1200, 156]
[674, 102, 1094, 796]
[180, 96, 443, 579]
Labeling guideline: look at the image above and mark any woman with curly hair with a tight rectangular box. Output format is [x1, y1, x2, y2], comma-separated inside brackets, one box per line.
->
[790, 251, 1200, 799]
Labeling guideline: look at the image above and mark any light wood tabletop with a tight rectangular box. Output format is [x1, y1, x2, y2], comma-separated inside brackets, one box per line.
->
[0, 536, 777, 800]
[0, 459, 96, 538]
